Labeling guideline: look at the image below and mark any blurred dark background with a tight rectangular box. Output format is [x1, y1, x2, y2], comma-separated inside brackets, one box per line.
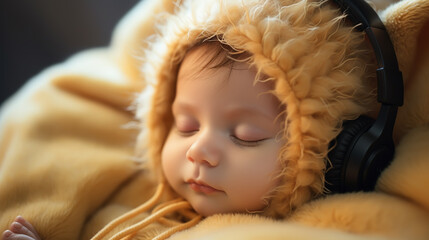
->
[1, 0, 141, 105]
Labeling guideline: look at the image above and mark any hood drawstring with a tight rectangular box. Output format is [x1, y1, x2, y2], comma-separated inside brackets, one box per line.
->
[90, 183, 202, 240]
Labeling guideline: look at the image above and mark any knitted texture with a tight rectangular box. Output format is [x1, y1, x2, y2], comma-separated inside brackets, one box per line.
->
[136, 0, 376, 218]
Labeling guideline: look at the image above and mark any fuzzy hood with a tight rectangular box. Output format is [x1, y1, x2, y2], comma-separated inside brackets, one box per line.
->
[136, 0, 380, 219]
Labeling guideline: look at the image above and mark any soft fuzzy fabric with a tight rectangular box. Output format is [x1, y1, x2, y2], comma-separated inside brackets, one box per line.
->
[1, 0, 429, 239]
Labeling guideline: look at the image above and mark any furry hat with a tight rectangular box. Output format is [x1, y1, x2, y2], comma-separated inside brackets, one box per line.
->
[136, 0, 386, 218]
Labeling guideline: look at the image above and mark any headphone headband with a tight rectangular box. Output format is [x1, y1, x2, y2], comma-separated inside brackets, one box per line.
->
[332, 0, 404, 106]
[326, 0, 404, 192]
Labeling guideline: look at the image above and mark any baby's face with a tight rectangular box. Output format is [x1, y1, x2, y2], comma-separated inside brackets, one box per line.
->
[161, 45, 284, 216]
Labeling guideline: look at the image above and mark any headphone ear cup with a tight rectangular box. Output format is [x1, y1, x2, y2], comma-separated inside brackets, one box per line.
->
[325, 115, 374, 193]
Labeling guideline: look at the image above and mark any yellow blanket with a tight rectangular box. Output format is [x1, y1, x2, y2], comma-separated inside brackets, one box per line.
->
[1, 0, 429, 239]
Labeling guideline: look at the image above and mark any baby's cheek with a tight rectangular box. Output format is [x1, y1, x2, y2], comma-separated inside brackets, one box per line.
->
[161, 136, 179, 180]
[225, 167, 268, 210]
[228, 146, 281, 211]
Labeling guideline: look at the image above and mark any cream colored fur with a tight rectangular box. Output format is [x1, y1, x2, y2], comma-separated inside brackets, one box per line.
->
[1, 0, 428, 239]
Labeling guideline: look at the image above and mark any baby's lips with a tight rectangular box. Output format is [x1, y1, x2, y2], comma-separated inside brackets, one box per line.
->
[187, 179, 223, 194]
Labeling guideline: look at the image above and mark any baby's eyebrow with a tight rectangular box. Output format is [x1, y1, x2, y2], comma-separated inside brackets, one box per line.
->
[171, 101, 196, 114]
[172, 101, 279, 125]
[224, 105, 277, 123]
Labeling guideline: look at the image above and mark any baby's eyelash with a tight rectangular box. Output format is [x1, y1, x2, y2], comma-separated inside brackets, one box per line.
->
[175, 127, 198, 137]
[230, 135, 266, 147]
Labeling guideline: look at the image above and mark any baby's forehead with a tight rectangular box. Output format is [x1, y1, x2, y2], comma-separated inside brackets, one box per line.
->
[175, 46, 281, 115]
[183, 47, 269, 89]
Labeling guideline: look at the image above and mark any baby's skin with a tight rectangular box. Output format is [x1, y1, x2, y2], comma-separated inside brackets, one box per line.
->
[2, 216, 40, 240]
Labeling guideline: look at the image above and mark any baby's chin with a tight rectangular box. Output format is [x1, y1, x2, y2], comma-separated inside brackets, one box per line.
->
[189, 198, 232, 217]
[191, 203, 220, 217]
[189, 198, 265, 217]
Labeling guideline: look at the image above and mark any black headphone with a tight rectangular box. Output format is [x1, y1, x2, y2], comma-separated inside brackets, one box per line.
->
[325, 0, 404, 193]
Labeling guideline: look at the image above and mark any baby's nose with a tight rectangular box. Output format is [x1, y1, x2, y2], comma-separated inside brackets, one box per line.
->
[186, 130, 221, 167]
